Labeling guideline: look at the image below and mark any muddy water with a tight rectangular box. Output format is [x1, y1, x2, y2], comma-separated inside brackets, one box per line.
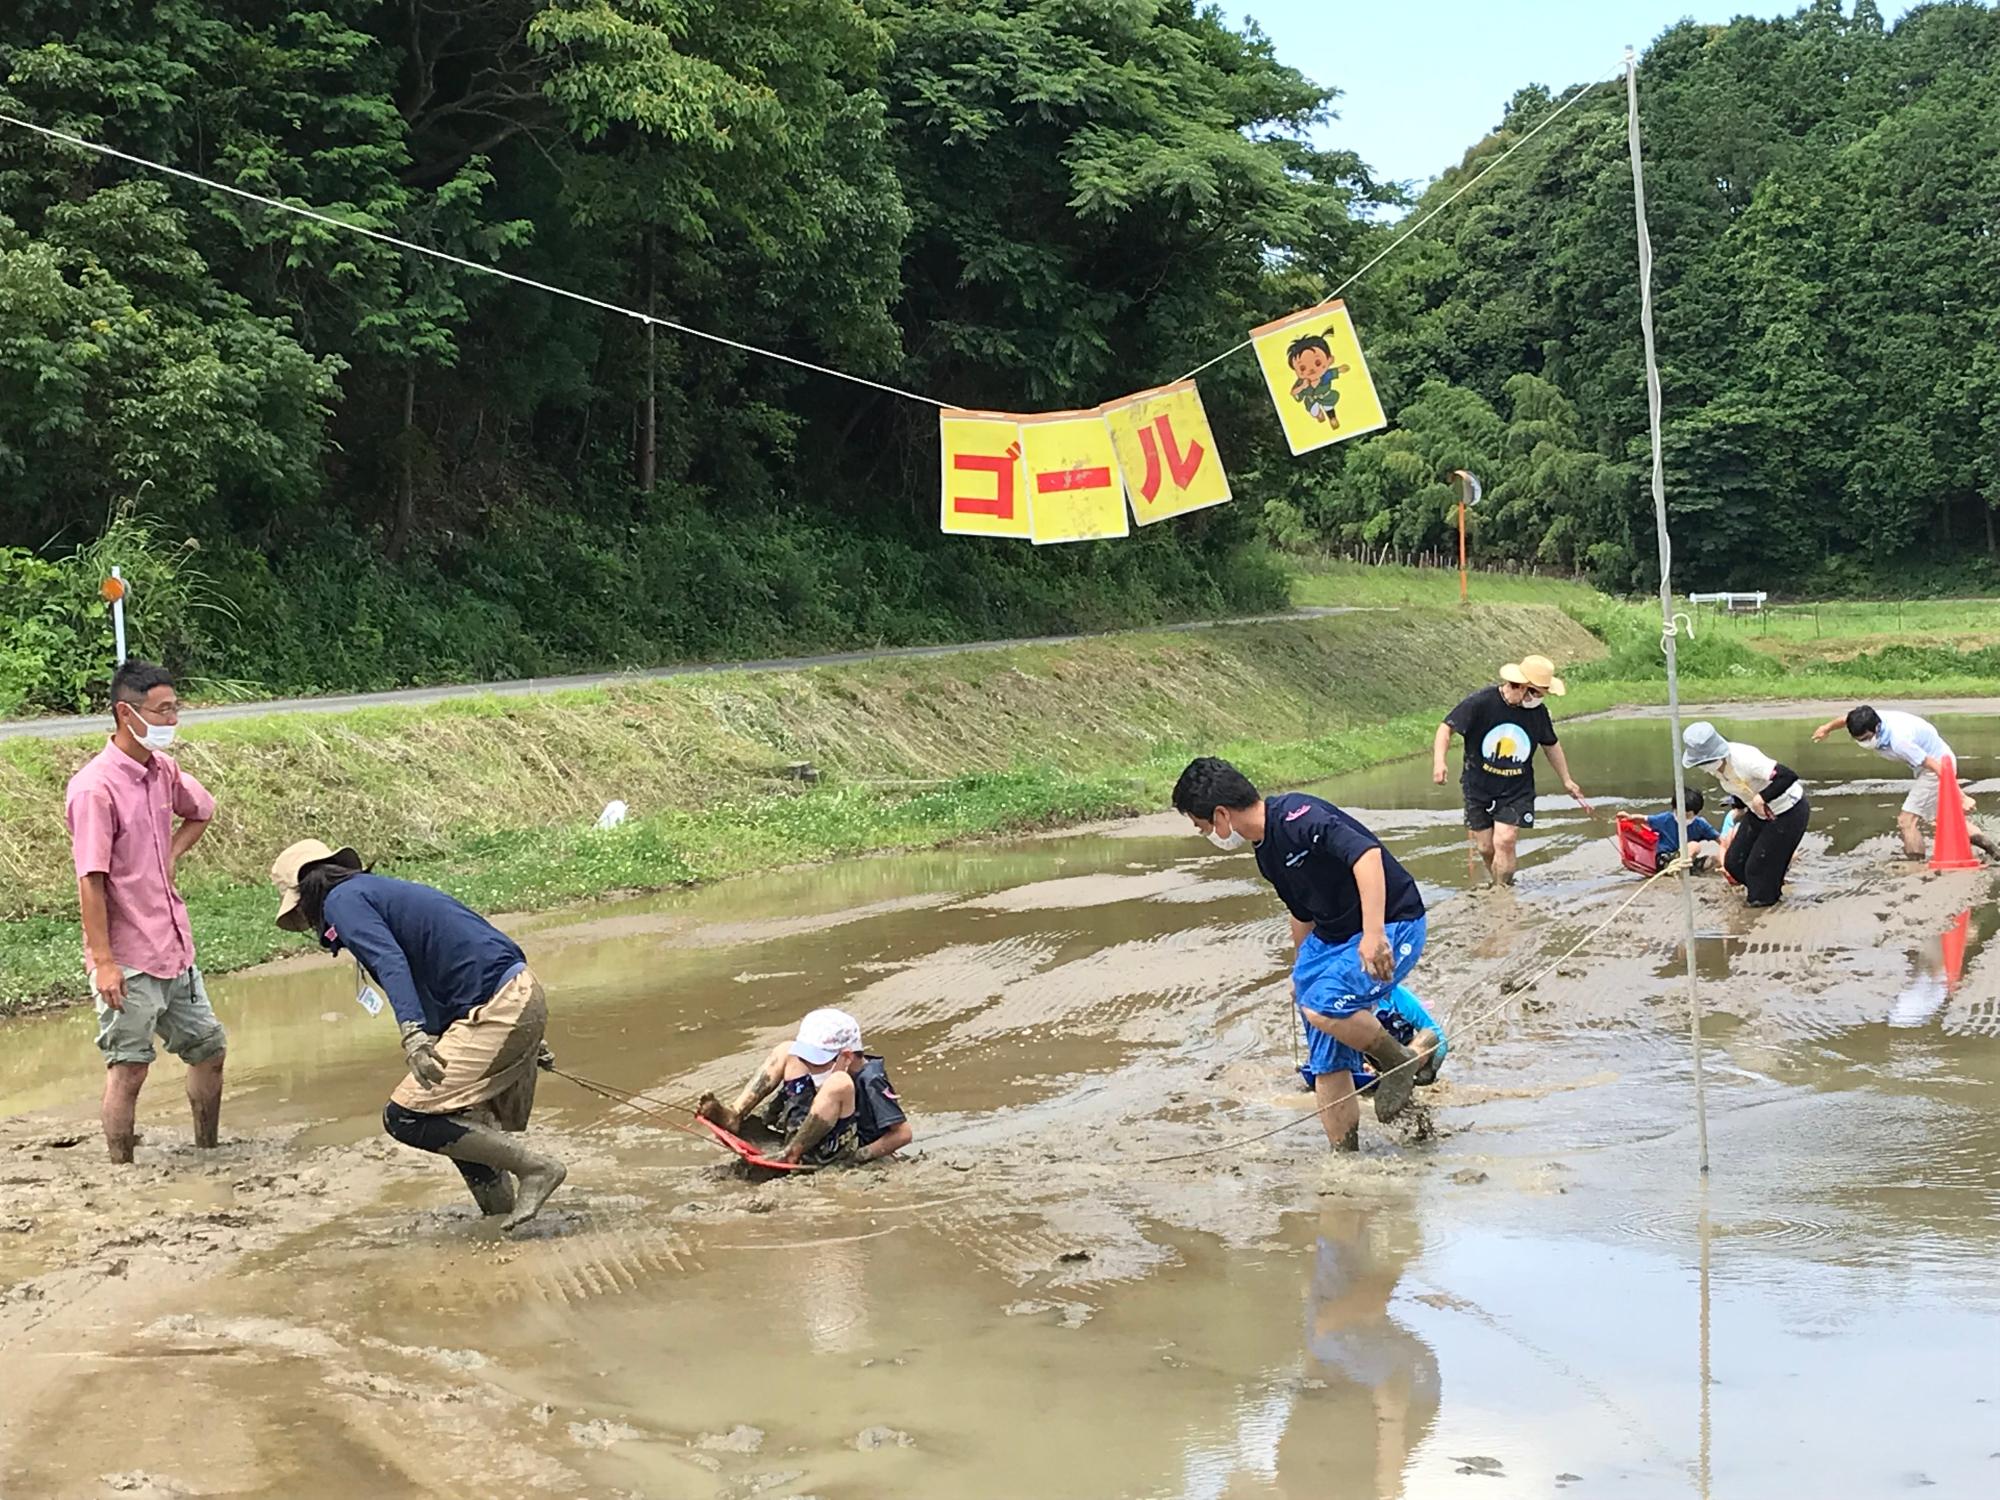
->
[4, 713, 2000, 1498]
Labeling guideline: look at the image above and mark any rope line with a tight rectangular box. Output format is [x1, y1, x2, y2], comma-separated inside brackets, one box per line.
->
[0, 110, 950, 410]
[1624, 47, 1712, 1175]
[547, 1064, 715, 1145]
[1173, 66, 1620, 384]
[2, 66, 1618, 416]
[1144, 855, 1690, 1165]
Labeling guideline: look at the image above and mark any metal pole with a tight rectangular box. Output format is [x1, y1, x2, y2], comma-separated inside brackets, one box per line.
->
[1459, 500, 1468, 602]
[1627, 46, 1709, 1174]
[111, 565, 127, 665]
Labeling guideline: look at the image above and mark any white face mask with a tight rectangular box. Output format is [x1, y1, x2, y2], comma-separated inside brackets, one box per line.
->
[122, 706, 177, 752]
[1522, 691, 1545, 710]
[1206, 826, 1246, 851]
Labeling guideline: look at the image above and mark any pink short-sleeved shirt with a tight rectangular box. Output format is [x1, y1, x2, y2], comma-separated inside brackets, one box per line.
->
[64, 743, 216, 978]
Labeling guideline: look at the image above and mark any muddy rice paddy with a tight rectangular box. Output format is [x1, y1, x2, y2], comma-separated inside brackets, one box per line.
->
[2, 715, 1997, 1498]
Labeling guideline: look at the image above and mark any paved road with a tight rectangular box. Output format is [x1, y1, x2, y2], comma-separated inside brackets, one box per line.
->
[0, 607, 1358, 740]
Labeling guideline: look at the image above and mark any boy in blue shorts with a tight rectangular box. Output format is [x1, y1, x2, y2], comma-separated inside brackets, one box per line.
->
[1174, 757, 1445, 1152]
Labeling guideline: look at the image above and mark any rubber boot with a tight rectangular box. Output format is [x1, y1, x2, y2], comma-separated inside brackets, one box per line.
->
[1973, 828, 2000, 861]
[1410, 1028, 1444, 1087]
[455, 1161, 517, 1218]
[1362, 1034, 1420, 1122]
[439, 1126, 566, 1231]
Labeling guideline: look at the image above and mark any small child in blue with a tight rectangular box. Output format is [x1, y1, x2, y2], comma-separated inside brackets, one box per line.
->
[1305, 983, 1448, 1099]
[696, 1007, 913, 1168]
[1647, 787, 1723, 861]
[1174, 756, 1445, 1152]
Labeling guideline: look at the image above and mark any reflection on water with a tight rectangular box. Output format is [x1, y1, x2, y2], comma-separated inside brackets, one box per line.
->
[3, 714, 2000, 1497]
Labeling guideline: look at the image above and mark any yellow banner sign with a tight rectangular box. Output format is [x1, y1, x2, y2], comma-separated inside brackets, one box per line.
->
[1249, 299, 1388, 457]
[939, 409, 1031, 539]
[1019, 410, 1130, 545]
[1100, 380, 1231, 525]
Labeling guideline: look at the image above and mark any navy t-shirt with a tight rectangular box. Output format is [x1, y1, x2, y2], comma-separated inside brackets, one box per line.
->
[1445, 686, 1559, 802]
[1253, 793, 1425, 946]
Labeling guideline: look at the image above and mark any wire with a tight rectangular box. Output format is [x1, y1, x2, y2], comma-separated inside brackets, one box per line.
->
[1144, 855, 1689, 1165]
[3, 68, 1616, 416]
[1174, 66, 1621, 384]
[0, 110, 949, 410]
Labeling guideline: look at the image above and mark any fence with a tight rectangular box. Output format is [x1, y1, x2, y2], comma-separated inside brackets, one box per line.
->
[1684, 596, 2000, 641]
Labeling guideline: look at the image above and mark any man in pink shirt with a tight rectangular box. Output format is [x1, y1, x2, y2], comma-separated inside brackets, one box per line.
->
[64, 661, 227, 1163]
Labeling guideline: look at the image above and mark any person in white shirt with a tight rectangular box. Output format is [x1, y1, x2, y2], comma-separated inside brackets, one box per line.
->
[1681, 723, 1810, 907]
[1812, 706, 1998, 860]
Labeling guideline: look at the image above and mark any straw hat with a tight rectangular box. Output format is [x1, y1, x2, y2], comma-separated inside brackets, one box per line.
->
[1500, 654, 1566, 696]
[270, 838, 360, 931]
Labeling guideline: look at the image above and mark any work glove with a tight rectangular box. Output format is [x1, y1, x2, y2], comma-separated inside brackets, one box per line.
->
[536, 1041, 556, 1072]
[398, 1020, 447, 1088]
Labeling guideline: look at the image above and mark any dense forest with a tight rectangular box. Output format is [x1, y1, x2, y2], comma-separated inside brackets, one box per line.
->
[1, 1, 1997, 712]
[1325, 0, 2000, 594]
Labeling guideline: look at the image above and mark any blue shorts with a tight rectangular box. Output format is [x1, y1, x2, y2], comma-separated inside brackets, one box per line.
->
[1294, 916, 1430, 1083]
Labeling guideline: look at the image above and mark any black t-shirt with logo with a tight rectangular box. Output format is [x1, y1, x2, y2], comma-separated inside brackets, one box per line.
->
[1445, 686, 1559, 803]
[1253, 793, 1425, 946]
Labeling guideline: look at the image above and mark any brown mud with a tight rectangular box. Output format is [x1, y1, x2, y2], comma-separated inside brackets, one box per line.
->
[3, 715, 1999, 1497]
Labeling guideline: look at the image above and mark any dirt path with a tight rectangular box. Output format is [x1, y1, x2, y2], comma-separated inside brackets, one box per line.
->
[0, 608, 1361, 740]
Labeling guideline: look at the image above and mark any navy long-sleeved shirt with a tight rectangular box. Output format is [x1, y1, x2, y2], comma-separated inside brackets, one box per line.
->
[320, 874, 525, 1033]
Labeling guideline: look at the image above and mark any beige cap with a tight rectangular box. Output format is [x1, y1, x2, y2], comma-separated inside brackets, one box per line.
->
[1500, 654, 1566, 696]
[270, 838, 360, 931]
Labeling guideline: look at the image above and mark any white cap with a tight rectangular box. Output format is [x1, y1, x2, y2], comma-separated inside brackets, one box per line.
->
[789, 1007, 862, 1065]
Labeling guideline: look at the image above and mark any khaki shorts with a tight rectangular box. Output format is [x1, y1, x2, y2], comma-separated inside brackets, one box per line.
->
[96, 966, 228, 1068]
[1901, 769, 1972, 823]
[389, 967, 546, 1123]
[1902, 768, 1941, 821]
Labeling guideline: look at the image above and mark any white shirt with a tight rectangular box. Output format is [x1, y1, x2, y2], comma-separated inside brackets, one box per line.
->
[1868, 709, 1949, 773]
[1707, 741, 1804, 815]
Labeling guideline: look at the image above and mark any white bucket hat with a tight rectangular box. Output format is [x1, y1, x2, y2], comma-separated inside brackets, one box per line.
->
[789, 1007, 863, 1065]
[1682, 722, 1730, 769]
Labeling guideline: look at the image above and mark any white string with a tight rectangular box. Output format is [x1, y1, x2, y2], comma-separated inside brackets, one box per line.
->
[1175, 66, 1621, 384]
[0, 110, 951, 410]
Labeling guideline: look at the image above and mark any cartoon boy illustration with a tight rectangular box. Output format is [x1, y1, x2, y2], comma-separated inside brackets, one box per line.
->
[1287, 332, 1350, 426]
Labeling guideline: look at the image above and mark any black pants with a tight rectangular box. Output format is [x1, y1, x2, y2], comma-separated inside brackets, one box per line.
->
[1725, 793, 1809, 906]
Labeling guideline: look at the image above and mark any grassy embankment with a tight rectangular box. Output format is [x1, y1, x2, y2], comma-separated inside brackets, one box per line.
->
[7, 567, 2000, 1013]
[0, 603, 1600, 1012]
[1293, 560, 2000, 699]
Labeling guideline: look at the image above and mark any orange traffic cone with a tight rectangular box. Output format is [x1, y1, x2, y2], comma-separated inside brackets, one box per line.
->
[1929, 757, 1980, 871]
[1940, 909, 1971, 994]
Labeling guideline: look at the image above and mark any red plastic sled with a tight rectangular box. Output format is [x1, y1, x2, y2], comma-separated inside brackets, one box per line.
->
[1615, 815, 1660, 876]
[699, 1117, 812, 1172]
